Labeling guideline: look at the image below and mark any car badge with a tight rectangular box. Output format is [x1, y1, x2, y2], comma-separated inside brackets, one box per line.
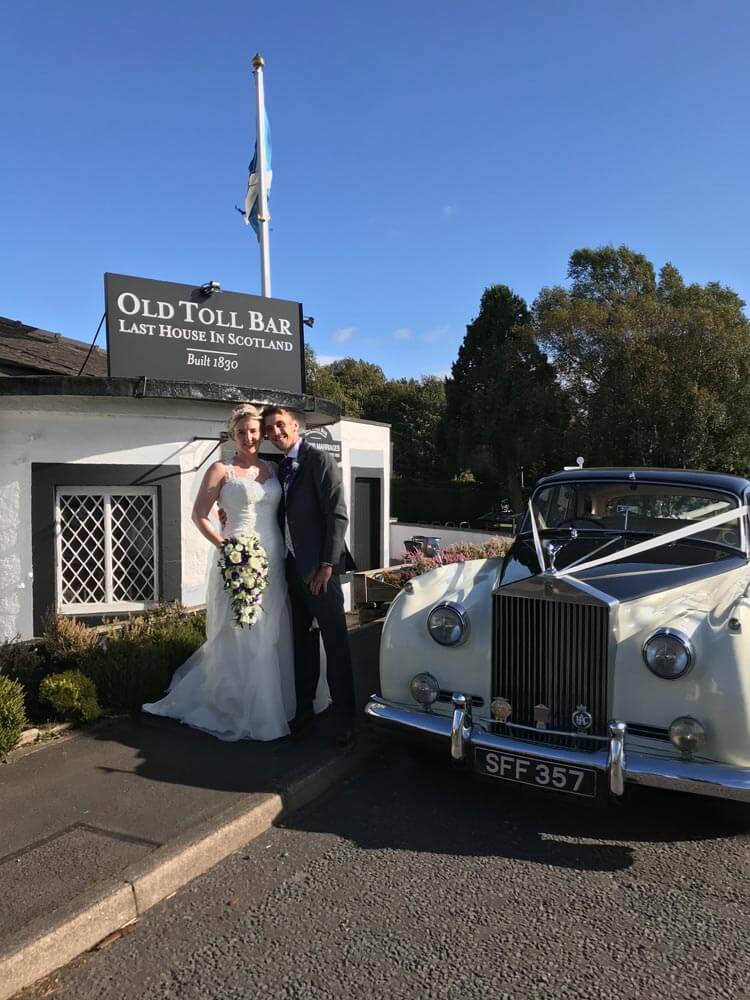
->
[572, 705, 593, 731]
[490, 697, 512, 723]
[534, 704, 551, 729]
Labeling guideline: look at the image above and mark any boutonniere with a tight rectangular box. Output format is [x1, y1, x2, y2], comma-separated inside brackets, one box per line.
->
[291, 459, 300, 473]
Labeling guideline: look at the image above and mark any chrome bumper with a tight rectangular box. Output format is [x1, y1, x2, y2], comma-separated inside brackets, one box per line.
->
[364, 694, 750, 804]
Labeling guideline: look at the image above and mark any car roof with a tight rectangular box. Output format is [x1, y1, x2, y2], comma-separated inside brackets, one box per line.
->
[534, 468, 750, 496]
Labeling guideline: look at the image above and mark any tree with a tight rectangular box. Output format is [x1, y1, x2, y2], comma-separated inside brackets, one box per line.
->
[446, 285, 569, 508]
[303, 344, 319, 390]
[362, 376, 449, 481]
[305, 357, 386, 417]
[534, 245, 750, 471]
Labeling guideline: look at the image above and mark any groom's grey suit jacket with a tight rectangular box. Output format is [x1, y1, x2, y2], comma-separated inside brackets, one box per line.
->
[278, 439, 353, 582]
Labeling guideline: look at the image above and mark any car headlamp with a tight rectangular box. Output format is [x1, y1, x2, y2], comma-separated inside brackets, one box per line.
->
[669, 716, 706, 754]
[427, 602, 469, 646]
[642, 628, 695, 679]
[410, 672, 440, 706]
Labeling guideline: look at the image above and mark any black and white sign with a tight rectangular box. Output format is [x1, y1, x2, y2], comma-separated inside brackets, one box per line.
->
[474, 747, 597, 797]
[305, 425, 342, 462]
[105, 273, 304, 392]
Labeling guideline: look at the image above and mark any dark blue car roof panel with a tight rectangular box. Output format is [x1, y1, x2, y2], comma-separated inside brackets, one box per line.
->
[534, 468, 750, 497]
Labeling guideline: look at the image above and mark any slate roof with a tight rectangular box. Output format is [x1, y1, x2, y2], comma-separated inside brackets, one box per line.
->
[0, 316, 108, 377]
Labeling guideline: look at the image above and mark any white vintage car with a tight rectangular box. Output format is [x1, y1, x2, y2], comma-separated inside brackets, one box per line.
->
[366, 469, 750, 805]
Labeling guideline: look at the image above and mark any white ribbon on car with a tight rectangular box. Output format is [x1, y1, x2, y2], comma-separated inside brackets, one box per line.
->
[527, 498, 546, 570]
[527, 502, 749, 578]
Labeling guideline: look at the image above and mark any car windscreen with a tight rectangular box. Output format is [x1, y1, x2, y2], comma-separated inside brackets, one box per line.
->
[526, 482, 743, 549]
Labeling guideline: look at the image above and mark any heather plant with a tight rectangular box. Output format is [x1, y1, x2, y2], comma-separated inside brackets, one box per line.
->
[41, 611, 99, 669]
[383, 538, 511, 588]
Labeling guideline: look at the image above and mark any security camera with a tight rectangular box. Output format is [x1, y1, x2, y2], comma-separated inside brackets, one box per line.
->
[199, 281, 222, 296]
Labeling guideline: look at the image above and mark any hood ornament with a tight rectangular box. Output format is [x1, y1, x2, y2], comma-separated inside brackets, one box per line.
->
[545, 528, 577, 573]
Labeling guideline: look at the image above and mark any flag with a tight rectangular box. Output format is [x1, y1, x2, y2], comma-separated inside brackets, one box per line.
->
[243, 110, 272, 239]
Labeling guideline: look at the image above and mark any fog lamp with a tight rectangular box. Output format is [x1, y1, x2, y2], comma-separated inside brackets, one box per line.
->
[669, 716, 706, 754]
[427, 602, 469, 646]
[410, 672, 440, 707]
[642, 628, 695, 679]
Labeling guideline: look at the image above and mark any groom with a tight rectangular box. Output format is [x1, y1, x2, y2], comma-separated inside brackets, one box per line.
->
[263, 406, 357, 748]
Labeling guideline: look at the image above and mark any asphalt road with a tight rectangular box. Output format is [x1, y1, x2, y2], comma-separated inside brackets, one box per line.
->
[22, 743, 750, 1000]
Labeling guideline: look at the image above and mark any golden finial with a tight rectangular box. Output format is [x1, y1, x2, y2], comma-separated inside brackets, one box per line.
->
[251, 53, 265, 69]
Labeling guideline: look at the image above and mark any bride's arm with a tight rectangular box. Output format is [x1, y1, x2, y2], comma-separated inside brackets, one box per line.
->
[192, 461, 226, 548]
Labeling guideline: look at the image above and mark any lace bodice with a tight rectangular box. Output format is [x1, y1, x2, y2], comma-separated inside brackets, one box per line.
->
[218, 462, 282, 551]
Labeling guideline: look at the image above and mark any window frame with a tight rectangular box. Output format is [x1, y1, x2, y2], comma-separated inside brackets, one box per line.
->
[31, 463, 182, 634]
[54, 485, 160, 614]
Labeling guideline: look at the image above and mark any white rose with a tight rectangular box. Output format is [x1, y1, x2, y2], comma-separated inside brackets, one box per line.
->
[229, 551, 242, 564]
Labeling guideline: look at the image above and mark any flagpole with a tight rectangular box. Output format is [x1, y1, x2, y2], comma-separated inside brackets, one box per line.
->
[252, 53, 271, 297]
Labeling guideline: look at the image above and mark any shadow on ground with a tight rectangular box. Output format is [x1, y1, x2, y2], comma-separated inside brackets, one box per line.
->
[279, 737, 749, 873]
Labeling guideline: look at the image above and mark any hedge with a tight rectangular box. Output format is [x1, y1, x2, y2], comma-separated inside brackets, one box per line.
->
[391, 479, 501, 526]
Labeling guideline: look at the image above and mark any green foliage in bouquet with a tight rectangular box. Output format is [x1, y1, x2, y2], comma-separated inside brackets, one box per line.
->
[39, 670, 101, 723]
[0, 675, 26, 756]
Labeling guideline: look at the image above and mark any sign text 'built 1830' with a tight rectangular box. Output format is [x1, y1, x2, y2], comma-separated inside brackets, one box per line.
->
[105, 273, 304, 393]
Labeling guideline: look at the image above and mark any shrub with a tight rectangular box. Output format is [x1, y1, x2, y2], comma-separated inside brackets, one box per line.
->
[0, 636, 53, 722]
[39, 670, 101, 722]
[80, 606, 205, 713]
[0, 675, 26, 756]
[41, 611, 99, 670]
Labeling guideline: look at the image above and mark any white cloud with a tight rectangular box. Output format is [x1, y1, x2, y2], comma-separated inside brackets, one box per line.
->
[316, 354, 343, 366]
[421, 325, 449, 343]
[331, 326, 355, 344]
[392, 327, 412, 340]
[442, 205, 456, 219]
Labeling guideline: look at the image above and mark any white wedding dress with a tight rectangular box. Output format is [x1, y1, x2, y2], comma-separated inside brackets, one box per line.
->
[144, 462, 327, 741]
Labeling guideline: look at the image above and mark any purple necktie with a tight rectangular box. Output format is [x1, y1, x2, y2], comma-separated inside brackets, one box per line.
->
[279, 456, 294, 489]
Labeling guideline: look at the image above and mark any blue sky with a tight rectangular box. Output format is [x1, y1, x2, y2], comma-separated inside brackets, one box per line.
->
[2, 0, 749, 380]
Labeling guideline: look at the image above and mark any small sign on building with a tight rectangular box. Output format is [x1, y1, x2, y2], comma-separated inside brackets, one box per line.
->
[105, 273, 304, 392]
[305, 425, 342, 462]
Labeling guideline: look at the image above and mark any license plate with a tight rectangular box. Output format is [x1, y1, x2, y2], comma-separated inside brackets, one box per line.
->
[474, 747, 597, 797]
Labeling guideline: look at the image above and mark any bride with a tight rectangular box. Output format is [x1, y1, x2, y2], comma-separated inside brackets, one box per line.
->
[144, 404, 311, 741]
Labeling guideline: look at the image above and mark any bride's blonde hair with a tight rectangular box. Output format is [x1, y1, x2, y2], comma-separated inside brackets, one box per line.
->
[227, 404, 263, 439]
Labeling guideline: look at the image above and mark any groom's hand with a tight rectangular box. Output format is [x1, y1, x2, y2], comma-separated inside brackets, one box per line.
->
[309, 564, 333, 596]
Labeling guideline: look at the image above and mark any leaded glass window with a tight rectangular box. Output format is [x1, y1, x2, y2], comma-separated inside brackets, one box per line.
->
[55, 487, 159, 612]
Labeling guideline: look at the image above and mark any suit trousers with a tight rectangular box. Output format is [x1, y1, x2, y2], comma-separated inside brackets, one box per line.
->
[285, 554, 356, 722]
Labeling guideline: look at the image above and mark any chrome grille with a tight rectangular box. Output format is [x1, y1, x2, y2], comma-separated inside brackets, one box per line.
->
[492, 590, 609, 741]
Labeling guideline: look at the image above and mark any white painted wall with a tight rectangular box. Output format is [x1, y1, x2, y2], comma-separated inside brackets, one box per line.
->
[0, 396, 390, 640]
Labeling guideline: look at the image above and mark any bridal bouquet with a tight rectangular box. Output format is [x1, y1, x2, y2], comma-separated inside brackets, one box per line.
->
[218, 534, 270, 628]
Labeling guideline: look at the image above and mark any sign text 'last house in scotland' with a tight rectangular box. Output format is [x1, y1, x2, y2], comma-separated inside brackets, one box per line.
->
[105, 273, 304, 393]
